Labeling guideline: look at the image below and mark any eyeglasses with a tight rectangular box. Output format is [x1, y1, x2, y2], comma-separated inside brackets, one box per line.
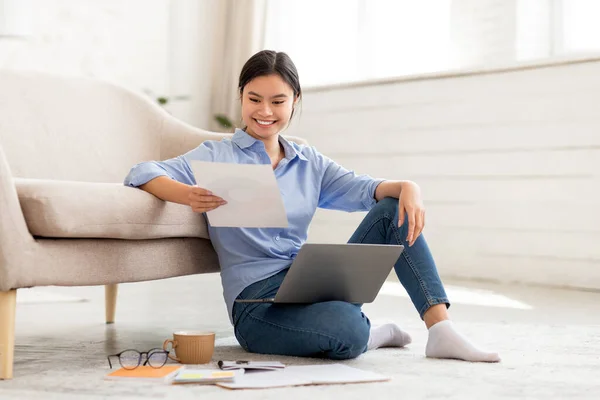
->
[107, 348, 169, 370]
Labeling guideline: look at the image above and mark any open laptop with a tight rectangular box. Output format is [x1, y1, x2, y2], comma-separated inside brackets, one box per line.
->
[235, 243, 404, 304]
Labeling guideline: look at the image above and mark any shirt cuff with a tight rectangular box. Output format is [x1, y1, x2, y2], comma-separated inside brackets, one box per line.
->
[362, 178, 386, 210]
[123, 164, 169, 187]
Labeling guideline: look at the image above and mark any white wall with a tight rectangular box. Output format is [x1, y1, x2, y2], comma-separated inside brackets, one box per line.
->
[286, 59, 600, 290]
[0, 0, 219, 128]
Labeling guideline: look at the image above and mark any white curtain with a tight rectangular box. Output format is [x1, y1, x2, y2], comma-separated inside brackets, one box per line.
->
[209, 0, 267, 132]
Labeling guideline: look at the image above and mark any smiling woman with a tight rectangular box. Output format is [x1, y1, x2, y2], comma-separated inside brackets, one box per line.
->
[238, 51, 301, 138]
[241, 75, 295, 151]
[235, 51, 302, 168]
[124, 49, 500, 364]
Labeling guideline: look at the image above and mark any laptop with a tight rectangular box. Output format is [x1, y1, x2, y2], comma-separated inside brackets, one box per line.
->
[235, 243, 404, 304]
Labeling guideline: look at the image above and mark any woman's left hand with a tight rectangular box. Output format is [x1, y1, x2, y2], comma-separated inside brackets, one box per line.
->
[398, 181, 425, 247]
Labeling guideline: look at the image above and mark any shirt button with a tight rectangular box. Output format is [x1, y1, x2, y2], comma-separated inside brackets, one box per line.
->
[275, 236, 280, 241]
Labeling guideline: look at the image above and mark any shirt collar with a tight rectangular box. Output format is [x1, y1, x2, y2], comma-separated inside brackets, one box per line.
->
[232, 128, 308, 161]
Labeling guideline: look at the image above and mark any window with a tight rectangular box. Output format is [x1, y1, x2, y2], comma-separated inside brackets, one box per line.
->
[264, 0, 453, 87]
[559, 0, 600, 54]
[263, 0, 600, 87]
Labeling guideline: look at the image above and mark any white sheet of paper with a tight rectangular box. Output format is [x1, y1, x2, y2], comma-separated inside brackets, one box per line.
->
[216, 364, 390, 389]
[190, 161, 288, 228]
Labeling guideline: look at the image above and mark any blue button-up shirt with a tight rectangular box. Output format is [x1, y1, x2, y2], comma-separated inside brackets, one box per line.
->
[124, 129, 383, 323]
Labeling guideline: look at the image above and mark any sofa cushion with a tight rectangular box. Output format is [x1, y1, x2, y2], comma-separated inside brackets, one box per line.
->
[15, 178, 209, 240]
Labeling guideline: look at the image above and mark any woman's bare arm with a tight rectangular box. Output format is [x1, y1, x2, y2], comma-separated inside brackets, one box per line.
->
[139, 176, 193, 205]
[140, 176, 226, 212]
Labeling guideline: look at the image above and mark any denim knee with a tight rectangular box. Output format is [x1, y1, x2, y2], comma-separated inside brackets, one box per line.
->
[326, 303, 370, 360]
[333, 334, 369, 360]
[372, 197, 398, 219]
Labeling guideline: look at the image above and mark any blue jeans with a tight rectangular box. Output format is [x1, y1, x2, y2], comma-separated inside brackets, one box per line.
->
[232, 197, 450, 360]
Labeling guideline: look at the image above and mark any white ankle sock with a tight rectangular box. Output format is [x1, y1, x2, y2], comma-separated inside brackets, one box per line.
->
[425, 320, 500, 362]
[367, 323, 412, 350]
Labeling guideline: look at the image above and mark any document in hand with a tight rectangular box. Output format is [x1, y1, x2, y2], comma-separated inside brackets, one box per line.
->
[216, 364, 390, 389]
[191, 161, 288, 228]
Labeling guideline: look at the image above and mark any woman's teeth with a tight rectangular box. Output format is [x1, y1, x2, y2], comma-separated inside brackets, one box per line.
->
[256, 119, 275, 126]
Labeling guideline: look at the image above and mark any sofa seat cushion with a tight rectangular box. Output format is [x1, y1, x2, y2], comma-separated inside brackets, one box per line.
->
[15, 178, 209, 240]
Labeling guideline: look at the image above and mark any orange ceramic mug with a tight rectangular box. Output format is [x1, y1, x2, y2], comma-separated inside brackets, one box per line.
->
[162, 331, 215, 364]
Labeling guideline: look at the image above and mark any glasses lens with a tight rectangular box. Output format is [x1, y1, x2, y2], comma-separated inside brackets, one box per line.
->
[119, 350, 141, 370]
[147, 349, 167, 368]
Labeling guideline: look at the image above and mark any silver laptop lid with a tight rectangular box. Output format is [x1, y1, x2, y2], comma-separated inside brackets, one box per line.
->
[274, 243, 404, 304]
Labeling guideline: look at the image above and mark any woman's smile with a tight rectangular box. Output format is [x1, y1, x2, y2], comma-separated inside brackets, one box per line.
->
[255, 119, 276, 126]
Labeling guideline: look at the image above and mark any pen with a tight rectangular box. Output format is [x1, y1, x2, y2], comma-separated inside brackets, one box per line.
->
[217, 360, 249, 369]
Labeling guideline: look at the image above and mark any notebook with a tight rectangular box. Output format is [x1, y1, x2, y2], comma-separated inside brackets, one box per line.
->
[105, 365, 183, 382]
[172, 369, 242, 385]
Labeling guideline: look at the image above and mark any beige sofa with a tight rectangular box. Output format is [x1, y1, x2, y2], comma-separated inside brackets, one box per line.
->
[0, 70, 304, 379]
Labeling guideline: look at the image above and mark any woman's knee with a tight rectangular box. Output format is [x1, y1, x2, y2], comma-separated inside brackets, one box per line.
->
[372, 197, 398, 219]
[373, 197, 413, 234]
[325, 302, 370, 360]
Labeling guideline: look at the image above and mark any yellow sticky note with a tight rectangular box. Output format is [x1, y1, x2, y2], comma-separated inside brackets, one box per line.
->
[179, 373, 206, 379]
[212, 372, 235, 378]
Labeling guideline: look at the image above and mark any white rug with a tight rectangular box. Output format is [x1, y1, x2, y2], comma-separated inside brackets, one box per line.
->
[3, 323, 600, 400]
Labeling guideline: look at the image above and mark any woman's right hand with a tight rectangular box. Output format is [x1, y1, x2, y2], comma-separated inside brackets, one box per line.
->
[189, 186, 227, 213]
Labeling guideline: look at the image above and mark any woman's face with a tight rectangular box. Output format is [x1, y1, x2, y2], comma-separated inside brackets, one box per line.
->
[241, 74, 297, 141]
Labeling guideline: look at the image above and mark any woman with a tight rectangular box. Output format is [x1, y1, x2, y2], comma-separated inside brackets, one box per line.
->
[125, 50, 499, 363]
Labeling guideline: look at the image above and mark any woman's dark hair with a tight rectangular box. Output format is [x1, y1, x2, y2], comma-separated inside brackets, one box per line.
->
[238, 50, 302, 121]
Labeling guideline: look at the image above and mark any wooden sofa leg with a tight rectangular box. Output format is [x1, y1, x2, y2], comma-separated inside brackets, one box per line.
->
[0, 289, 16, 380]
[105, 284, 118, 324]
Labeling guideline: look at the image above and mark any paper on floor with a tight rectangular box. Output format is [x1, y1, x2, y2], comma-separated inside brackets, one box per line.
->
[216, 364, 390, 389]
[190, 161, 288, 228]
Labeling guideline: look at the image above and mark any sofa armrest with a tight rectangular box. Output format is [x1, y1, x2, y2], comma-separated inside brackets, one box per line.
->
[160, 115, 232, 160]
[15, 179, 209, 240]
[0, 145, 34, 291]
